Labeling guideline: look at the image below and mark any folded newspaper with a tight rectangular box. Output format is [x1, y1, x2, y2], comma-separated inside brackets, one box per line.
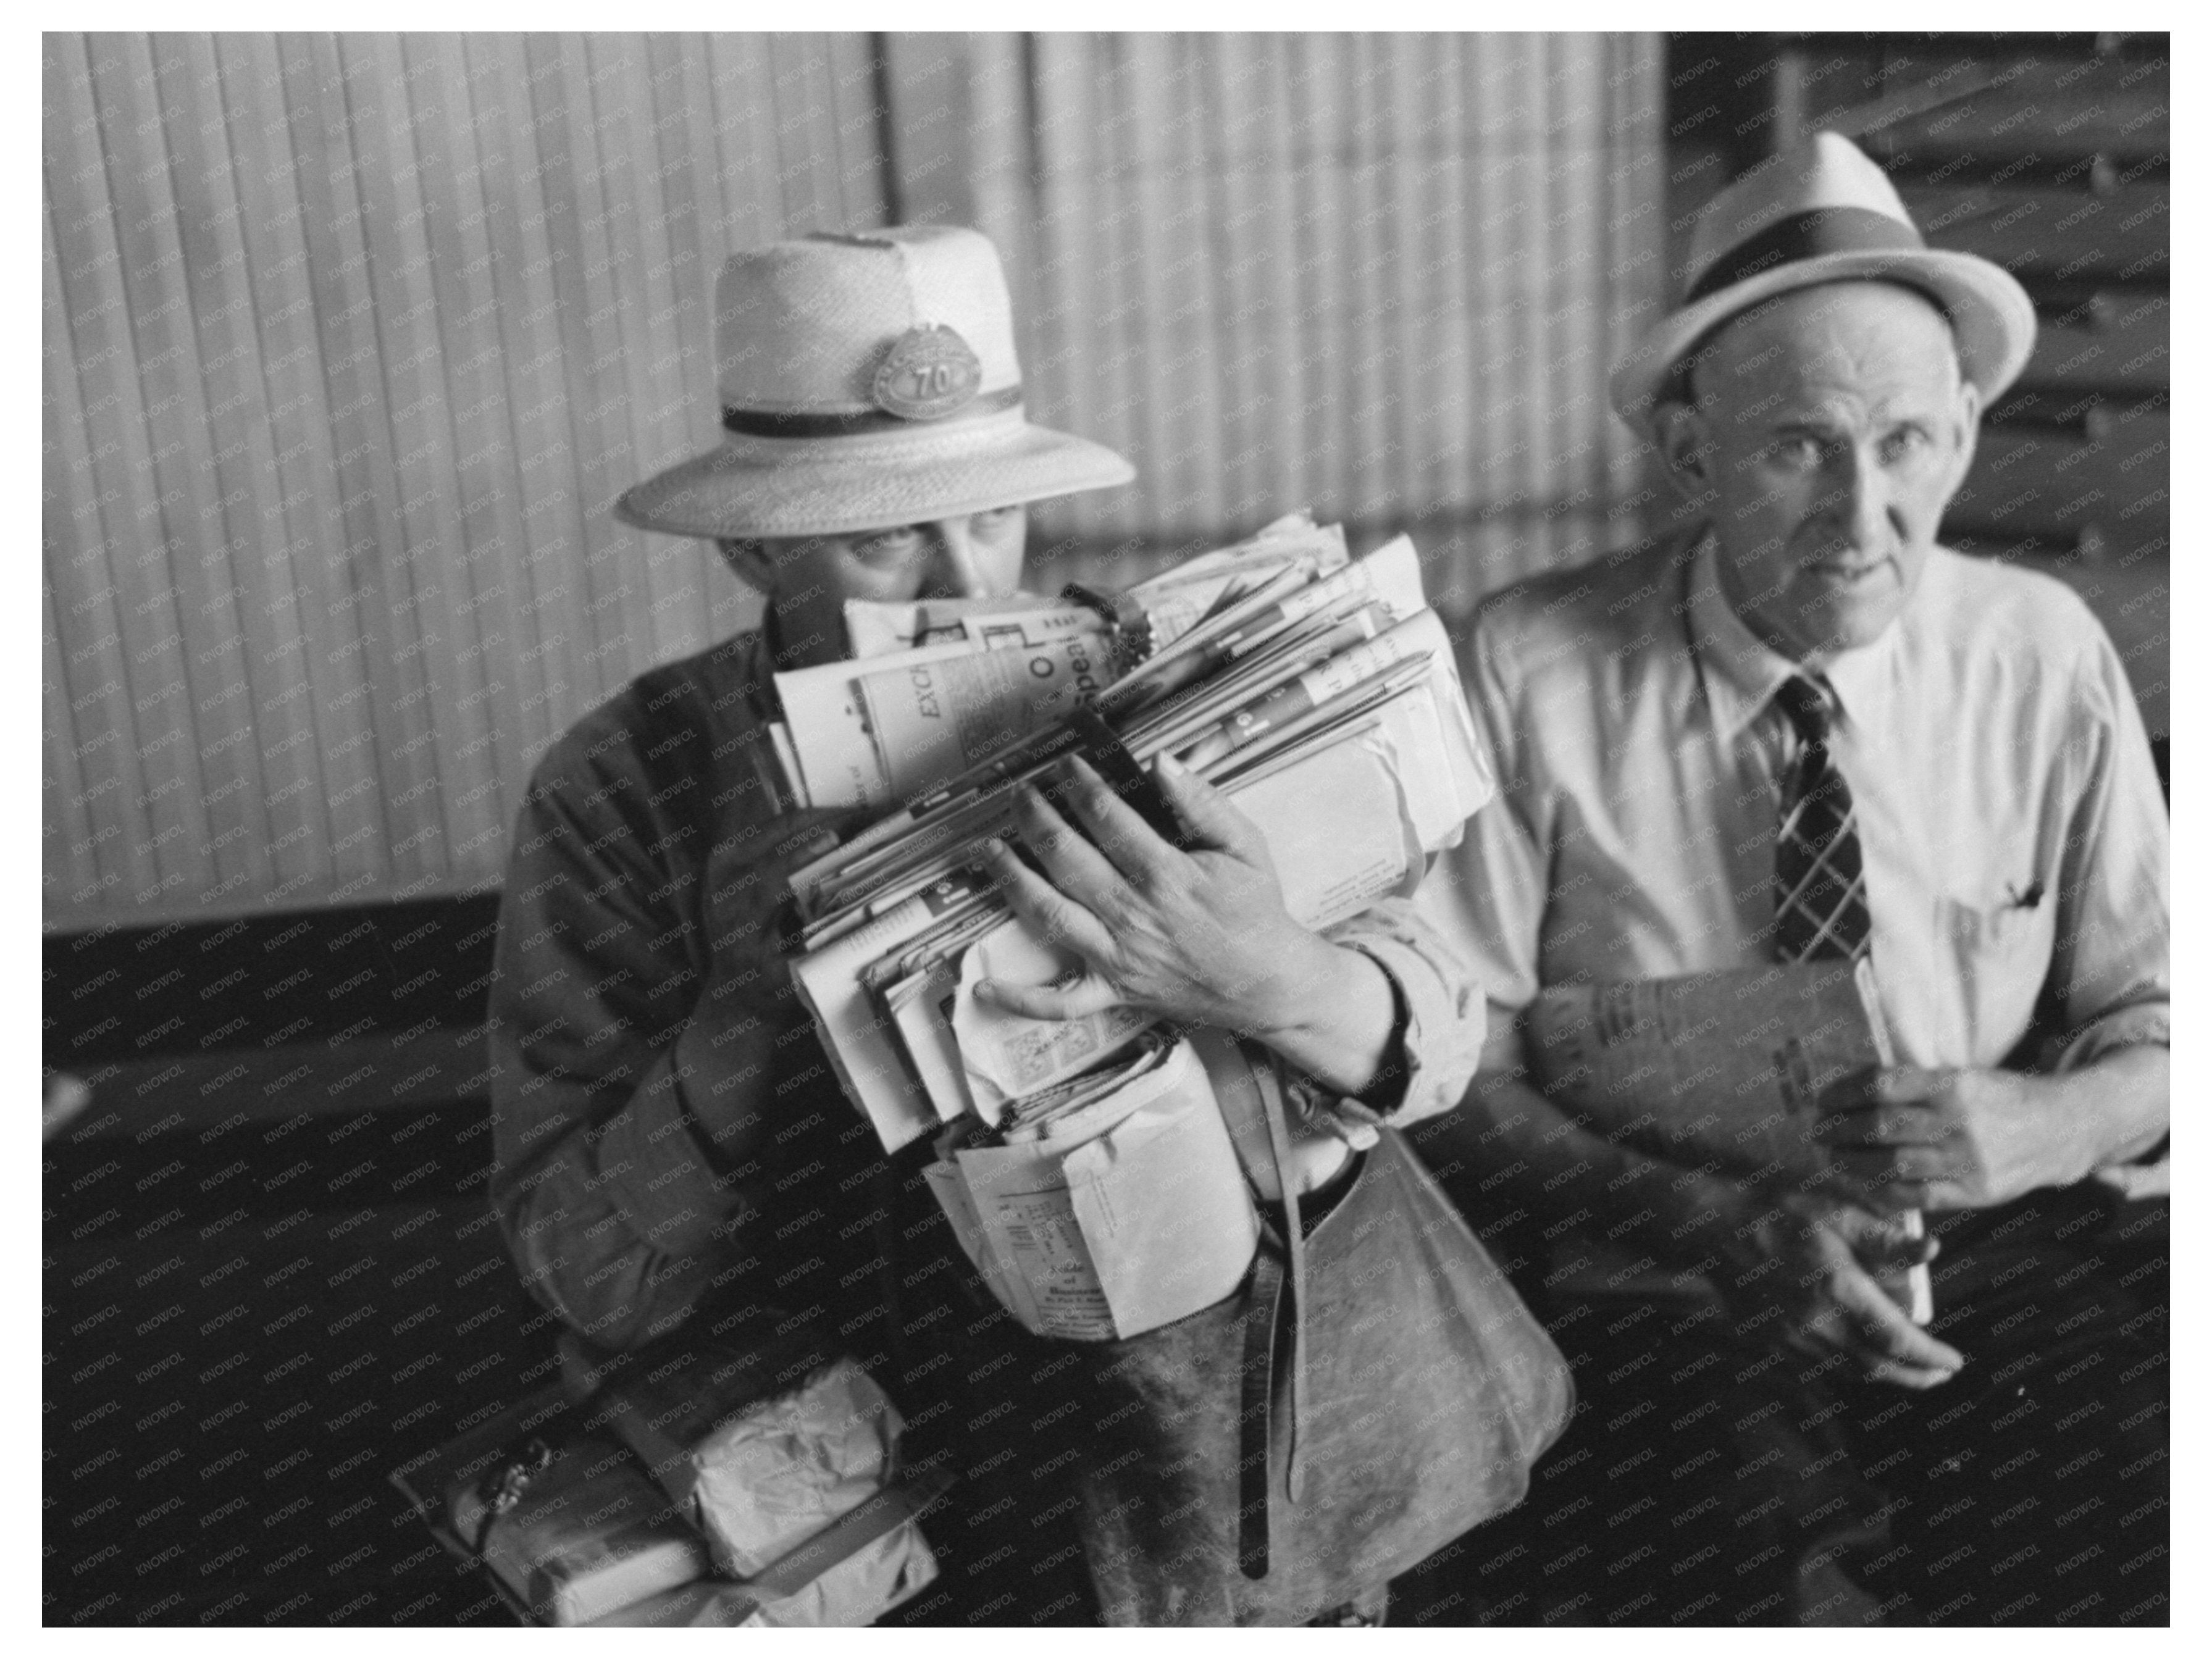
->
[769, 515, 1494, 1339]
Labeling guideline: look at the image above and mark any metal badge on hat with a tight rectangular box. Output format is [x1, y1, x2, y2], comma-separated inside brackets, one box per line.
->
[872, 324, 984, 421]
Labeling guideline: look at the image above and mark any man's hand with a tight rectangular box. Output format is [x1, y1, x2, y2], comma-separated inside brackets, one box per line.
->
[1815, 1066, 2092, 1213]
[974, 752, 1397, 1097]
[1714, 1192, 1963, 1390]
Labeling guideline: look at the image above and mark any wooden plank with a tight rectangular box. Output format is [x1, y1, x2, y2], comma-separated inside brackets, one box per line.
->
[44, 558, 104, 911]
[1027, 33, 1114, 544]
[335, 31, 493, 883]
[584, 31, 700, 671]
[1903, 181, 2168, 285]
[880, 32, 978, 226]
[1604, 32, 1667, 516]
[2003, 290, 2168, 401]
[768, 32, 843, 233]
[1950, 410, 2168, 555]
[524, 31, 653, 704]
[1404, 34, 1467, 520]
[965, 32, 1039, 409]
[1247, 34, 1304, 524]
[1157, 36, 1226, 535]
[44, 201, 159, 915]
[702, 33, 786, 248]
[467, 33, 597, 746]
[400, 31, 547, 859]
[1288, 34, 1349, 522]
[92, 34, 277, 912]
[1859, 53, 2167, 170]
[43, 35, 216, 908]
[1093, 36, 1152, 540]
[644, 30, 748, 648]
[824, 31, 888, 227]
[1201, 34, 1265, 529]
[208, 33, 376, 889]
[277, 30, 437, 889]
[151, 33, 324, 893]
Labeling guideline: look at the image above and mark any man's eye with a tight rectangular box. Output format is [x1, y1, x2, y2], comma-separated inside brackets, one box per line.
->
[1768, 437, 1826, 468]
[852, 527, 925, 564]
[971, 506, 1022, 533]
[1879, 428, 1933, 465]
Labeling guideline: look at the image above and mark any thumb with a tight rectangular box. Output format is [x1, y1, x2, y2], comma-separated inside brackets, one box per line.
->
[1830, 1202, 1940, 1269]
[1154, 752, 1266, 861]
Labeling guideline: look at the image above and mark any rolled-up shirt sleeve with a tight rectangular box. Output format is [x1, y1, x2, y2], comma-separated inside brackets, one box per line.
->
[1325, 891, 1485, 1131]
[2045, 624, 2170, 1193]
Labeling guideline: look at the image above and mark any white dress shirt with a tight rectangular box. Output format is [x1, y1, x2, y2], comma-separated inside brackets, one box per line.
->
[1420, 533, 2169, 1256]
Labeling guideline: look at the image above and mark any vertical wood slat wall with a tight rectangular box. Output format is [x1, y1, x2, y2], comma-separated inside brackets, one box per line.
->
[44, 31, 1666, 932]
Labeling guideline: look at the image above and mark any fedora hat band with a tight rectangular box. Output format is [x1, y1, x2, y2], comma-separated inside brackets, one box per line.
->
[1685, 206, 1927, 304]
[721, 383, 1025, 440]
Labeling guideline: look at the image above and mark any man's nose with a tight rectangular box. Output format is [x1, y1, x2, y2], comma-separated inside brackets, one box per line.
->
[920, 517, 991, 598]
[1822, 446, 1890, 550]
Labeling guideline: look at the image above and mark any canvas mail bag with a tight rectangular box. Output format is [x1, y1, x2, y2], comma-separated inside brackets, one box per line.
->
[1049, 1032, 1574, 1625]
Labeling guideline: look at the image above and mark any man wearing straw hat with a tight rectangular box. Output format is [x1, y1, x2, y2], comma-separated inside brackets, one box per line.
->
[1417, 134, 2168, 1623]
[485, 225, 1480, 1624]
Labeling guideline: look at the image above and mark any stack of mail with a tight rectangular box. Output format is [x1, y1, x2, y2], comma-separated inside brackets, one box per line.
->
[768, 516, 1494, 1339]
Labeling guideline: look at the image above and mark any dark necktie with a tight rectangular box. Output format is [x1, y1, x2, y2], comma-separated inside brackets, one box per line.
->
[1772, 674, 1871, 963]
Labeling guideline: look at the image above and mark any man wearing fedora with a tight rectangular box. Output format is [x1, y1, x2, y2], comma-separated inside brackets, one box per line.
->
[484, 225, 1481, 1624]
[1415, 134, 2168, 1623]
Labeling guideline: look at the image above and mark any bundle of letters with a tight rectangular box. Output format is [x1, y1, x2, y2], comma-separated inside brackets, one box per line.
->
[769, 514, 1494, 1341]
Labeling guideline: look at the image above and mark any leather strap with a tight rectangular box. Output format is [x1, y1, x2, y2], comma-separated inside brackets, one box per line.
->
[1238, 1240, 1285, 1580]
[1234, 1044, 1309, 1582]
[1252, 1055, 1308, 1505]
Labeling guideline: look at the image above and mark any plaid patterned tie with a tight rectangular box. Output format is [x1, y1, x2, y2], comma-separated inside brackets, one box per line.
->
[1772, 674, 1871, 963]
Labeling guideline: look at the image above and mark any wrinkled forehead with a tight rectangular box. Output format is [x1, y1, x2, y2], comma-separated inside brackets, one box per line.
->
[1693, 280, 1963, 412]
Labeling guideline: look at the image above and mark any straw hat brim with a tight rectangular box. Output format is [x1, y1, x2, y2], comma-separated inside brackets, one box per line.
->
[1609, 247, 2037, 437]
[615, 411, 1136, 541]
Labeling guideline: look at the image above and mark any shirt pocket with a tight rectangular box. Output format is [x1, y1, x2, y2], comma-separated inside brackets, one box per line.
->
[1930, 887, 2053, 1060]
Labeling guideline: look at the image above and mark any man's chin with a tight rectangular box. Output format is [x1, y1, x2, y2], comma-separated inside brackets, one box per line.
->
[1800, 582, 1906, 656]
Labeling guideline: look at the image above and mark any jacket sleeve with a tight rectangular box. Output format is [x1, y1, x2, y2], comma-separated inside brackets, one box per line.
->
[1322, 888, 1485, 1132]
[487, 729, 825, 1353]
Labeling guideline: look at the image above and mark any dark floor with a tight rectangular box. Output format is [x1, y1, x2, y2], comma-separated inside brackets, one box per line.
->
[45, 1085, 540, 1627]
[43, 1068, 1542, 1628]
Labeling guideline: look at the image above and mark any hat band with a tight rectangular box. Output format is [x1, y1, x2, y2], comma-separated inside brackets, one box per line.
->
[722, 385, 1024, 440]
[1684, 207, 1926, 305]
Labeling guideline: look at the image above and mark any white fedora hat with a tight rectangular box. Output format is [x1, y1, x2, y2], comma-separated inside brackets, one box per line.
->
[1609, 132, 2037, 437]
[617, 225, 1134, 541]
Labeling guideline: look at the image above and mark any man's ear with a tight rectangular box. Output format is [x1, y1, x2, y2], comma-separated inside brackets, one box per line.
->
[1945, 377, 1982, 495]
[715, 538, 777, 593]
[1654, 401, 1713, 503]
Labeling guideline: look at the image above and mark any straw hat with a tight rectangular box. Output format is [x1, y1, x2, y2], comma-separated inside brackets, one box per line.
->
[616, 225, 1133, 541]
[1609, 132, 2037, 437]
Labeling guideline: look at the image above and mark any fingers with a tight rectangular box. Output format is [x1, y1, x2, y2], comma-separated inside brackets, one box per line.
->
[1152, 751, 1268, 861]
[1830, 1263, 1965, 1387]
[1010, 776, 1136, 917]
[1815, 1102, 1952, 1147]
[1830, 1206, 1941, 1272]
[1829, 1155, 1939, 1197]
[1048, 756, 1180, 887]
[979, 837, 1115, 966]
[973, 970, 1125, 1022]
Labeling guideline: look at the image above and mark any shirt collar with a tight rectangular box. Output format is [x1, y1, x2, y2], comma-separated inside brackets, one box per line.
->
[1686, 532, 1906, 743]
